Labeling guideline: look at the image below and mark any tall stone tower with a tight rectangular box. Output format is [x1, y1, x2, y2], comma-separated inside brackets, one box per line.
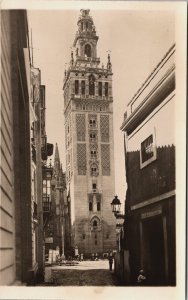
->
[63, 9, 116, 256]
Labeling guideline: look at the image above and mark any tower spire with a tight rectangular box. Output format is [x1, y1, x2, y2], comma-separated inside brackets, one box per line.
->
[54, 143, 60, 175]
[107, 53, 112, 71]
[73, 9, 99, 63]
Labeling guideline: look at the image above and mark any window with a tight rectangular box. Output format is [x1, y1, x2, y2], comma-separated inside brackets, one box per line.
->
[97, 202, 101, 211]
[90, 217, 101, 231]
[83, 234, 86, 240]
[89, 75, 95, 95]
[92, 183, 97, 190]
[89, 202, 93, 211]
[104, 82, 108, 97]
[85, 44, 91, 57]
[91, 166, 97, 175]
[95, 240, 97, 245]
[91, 149, 97, 159]
[43, 195, 51, 212]
[106, 234, 109, 239]
[91, 165, 98, 176]
[98, 82, 102, 96]
[90, 132, 96, 142]
[140, 133, 157, 169]
[89, 119, 96, 128]
[81, 80, 85, 95]
[75, 80, 79, 95]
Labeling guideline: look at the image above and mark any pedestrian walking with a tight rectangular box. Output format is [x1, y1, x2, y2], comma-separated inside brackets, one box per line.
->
[108, 254, 113, 271]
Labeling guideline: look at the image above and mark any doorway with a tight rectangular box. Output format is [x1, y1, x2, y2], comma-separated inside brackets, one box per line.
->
[142, 216, 166, 285]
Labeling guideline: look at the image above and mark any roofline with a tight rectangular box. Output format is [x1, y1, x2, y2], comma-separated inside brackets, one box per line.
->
[127, 43, 176, 106]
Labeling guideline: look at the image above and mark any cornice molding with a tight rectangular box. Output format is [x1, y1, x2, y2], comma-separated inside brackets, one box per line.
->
[121, 68, 175, 134]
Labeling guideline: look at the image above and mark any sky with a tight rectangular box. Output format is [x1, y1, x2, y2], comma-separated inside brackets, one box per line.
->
[28, 5, 175, 202]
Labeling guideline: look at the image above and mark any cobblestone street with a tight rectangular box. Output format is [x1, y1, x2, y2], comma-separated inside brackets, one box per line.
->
[44, 260, 121, 286]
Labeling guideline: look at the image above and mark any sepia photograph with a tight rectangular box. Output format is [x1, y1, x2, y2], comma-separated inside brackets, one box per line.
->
[0, 1, 186, 299]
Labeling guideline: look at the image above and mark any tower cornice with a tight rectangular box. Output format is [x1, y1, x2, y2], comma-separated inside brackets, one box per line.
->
[63, 67, 113, 89]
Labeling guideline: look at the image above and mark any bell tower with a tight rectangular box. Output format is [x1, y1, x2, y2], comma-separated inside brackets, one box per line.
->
[63, 9, 116, 257]
[74, 9, 99, 61]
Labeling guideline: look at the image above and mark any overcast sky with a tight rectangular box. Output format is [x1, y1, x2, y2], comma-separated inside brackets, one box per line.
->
[28, 6, 175, 201]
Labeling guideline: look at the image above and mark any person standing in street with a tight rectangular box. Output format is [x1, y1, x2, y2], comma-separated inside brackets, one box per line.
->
[108, 254, 113, 271]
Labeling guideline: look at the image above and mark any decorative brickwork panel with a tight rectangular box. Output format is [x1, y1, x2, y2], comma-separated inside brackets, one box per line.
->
[100, 115, 109, 142]
[89, 114, 97, 121]
[76, 114, 86, 141]
[77, 143, 87, 175]
[101, 144, 110, 175]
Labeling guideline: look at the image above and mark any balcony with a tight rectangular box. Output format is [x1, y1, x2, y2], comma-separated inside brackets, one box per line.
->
[43, 200, 51, 213]
[90, 138, 97, 143]
[91, 155, 97, 160]
[89, 124, 97, 129]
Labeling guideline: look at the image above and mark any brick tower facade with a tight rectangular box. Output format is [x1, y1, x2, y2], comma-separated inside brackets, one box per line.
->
[63, 9, 116, 256]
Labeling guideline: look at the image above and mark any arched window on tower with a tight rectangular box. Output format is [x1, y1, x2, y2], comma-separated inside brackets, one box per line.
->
[91, 164, 98, 176]
[85, 44, 91, 58]
[91, 149, 97, 159]
[89, 201, 93, 211]
[105, 82, 108, 97]
[89, 118, 96, 128]
[90, 132, 96, 142]
[98, 82, 102, 96]
[75, 80, 79, 95]
[93, 220, 98, 228]
[90, 216, 101, 231]
[81, 80, 85, 95]
[89, 75, 95, 96]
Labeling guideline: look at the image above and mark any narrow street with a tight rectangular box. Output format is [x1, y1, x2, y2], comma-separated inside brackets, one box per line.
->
[44, 260, 121, 286]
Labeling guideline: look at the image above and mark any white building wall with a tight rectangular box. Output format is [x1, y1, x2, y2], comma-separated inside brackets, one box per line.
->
[128, 92, 175, 152]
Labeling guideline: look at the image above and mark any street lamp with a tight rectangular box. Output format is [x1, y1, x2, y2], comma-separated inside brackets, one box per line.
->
[111, 195, 125, 219]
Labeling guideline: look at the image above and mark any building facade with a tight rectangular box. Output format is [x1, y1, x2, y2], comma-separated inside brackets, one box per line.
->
[120, 44, 176, 285]
[63, 9, 116, 256]
[42, 163, 54, 257]
[0, 10, 52, 285]
[43, 144, 71, 259]
[52, 144, 71, 257]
